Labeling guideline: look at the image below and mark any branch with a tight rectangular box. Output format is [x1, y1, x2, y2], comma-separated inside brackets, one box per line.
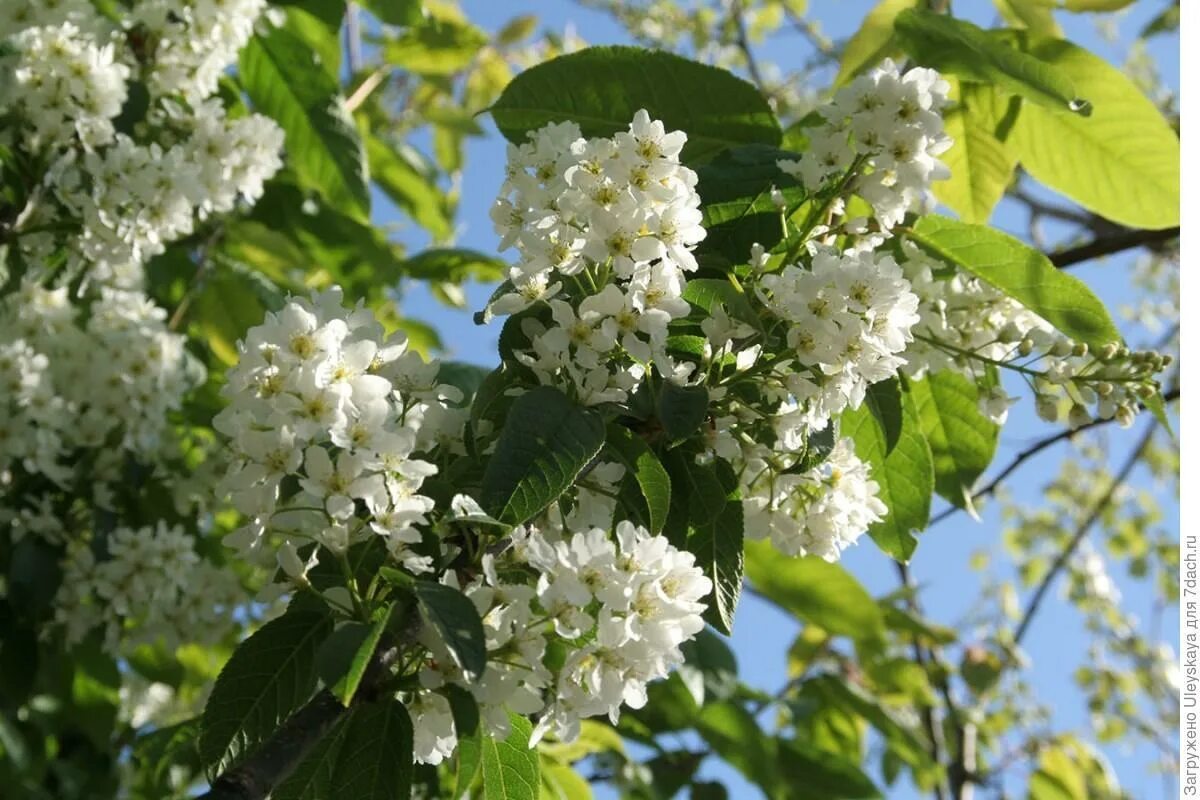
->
[1012, 420, 1158, 646]
[1049, 226, 1179, 269]
[198, 629, 408, 800]
[927, 387, 1178, 528]
[730, 0, 767, 94]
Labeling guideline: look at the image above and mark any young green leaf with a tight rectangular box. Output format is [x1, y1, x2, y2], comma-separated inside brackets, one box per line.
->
[744, 540, 887, 645]
[894, 10, 1090, 115]
[333, 603, 392, 706]
[480, 386, 607, 525]
[414, 581, 487, 678]
[906, 214, 1122, 350]
[936, 81, 1018, 224]
[834, 0, 920, 87]
[384, 17, 489, 75]
[908, 372, 999, 512]
[365, 136, 453, 240]
[605, 424, 671, 535]
[490, 45, 781, 163]
[1005, 38, 1180, 229]
[680, 278, 760, 329]
[198, 609, 333, 775]
[240, 26, 370, 221]
[481, 713, 540, 800]
[841, 384, 933, 563]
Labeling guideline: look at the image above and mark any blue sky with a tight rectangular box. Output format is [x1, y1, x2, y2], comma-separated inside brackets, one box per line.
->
[379, 2, 1180, 796]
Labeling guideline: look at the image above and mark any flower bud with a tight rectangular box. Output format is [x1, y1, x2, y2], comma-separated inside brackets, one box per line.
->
[1071, 342, 1088, 358]
[1018, 338, 1035, 357]
[1095, 381, 1114, 397]
[1035, 394, 1059, 423]
[1116, 404, 1136, 429]
[277, 542, 309, 584]
[1068, 403, 1091, 429]
[1051, 338, 1074, 358]
[1099, 342, 1120, 361]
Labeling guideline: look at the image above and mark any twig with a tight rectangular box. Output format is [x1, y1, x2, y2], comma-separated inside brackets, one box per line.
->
[1012, 420, 1158, 646]
[927, 387, 1178, 528]
[344, 66, 391, 113]
[1049, 226, 1180, 269]
[730, 0, 767, 94]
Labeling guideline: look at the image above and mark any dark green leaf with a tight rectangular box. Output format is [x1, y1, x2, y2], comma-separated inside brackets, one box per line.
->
[908, 372, 999, 511]
[687, 495, 743, 635]
[605, 424, 671, 535]
[327, 700, 414, 799]
[199, 609, 333, 775]
[480, 386, 607, 524]
[696, 144, 806, 262]
[490, 45, 780, 163]
[445, 685, 483, 799]
[415, 581, 486, 677]
[657, 381, 710, 441]
[681, 278, 760, 329]
[895, 10, 1090, 114]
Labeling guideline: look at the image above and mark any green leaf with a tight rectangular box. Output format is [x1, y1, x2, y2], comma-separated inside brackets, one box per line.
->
[490, 45, 780, 163]
[893, 10, 1090, 114]
[480, 386, 607, 525]
[335, 604, 391, 705]
[695, 703, 780, 795]
[327, 700, 414, 799]
[198, 609, 333, 775]
[272, 713, 351, 800]
[777, 737, 882, 799]
[835, 0, 920, 87]
[1005, 38, 1180, 229]
[936, 82, 1017, 224]
[415, 580, 487, 677]
[367, 136, 453, 240]
[841, 383, 933, 562]
[695, 144, 806, 262]
[802, 675, 933, 774]
[687, 496, 744, 635]
[1060, 0, 1134, 10]
[362, 0, 422, 26]
[681, 278, 760, 329]
[384, 17, 488, 75]
[908, 372, 999, 511]
[744, 540, 886, 644]
[446, 685, 483, 799]
[481, 713, 540, 800]
[992, 0, 1063, 36]
[906, 214, 1122, 350]
[404, 247, 508, 284]
[540, 758, 593, 800]
[657, 381, 710, 441]
[241, 27, 370, 221]
[605, 424, 671, 535]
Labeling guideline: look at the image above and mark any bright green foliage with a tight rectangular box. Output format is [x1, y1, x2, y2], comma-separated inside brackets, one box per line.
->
[909, 371, 1000, 511]
[481, 714, 540, 800]
[835, 0, 920, 87]
[907, 214, 1123, 349]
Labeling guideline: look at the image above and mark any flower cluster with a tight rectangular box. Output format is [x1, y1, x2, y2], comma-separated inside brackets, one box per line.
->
[758, 247, 920, 429]
[53, 521, 243, 655]
[742, 438, 888, 560]
[486, 112, 705, 404]
[0, 282, 198, 501]
[214, 288, 455, 574]
[778, 59, 952, 233]
[899, 242, 1168, 428]
[1, 0, 283, 287]
[410, 517, 711, 760]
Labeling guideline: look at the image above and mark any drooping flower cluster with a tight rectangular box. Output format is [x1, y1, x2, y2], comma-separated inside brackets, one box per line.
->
[214, 288, 456, 574]
[898, 242, 1168, 428]
[0, 282, 198, 505]
[1, 0, 283, 287]
[758, 247, 921, 429]
[778, 58, 952, 233]
[409, 516, 711, 761]
[53, 521, 243, 655]
[742, 438, 888, 560]
[487, 111, 706, 404]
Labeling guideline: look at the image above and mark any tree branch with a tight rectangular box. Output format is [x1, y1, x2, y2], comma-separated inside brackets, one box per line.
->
[1012, 420, 1158, 646]
[198, 627, 409, 800]
[927, 387, 1178, 528]
[1049, 226, 1179, 269]
[730, 0, 767, 94]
